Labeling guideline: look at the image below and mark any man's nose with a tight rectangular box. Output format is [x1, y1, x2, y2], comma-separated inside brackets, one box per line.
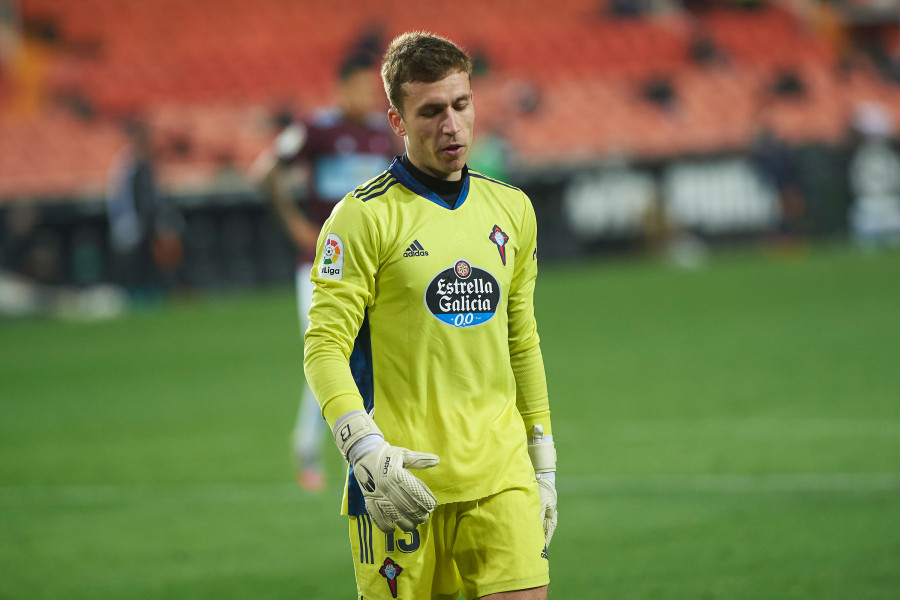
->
[442, 110, 460, 135]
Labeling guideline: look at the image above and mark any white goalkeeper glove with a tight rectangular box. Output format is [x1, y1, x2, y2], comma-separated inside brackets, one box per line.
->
[528, 424, 558, 549]
[333, 410, 440, 533]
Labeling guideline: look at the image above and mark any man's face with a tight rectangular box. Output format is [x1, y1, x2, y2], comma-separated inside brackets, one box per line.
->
[388, 71, 474, 181]
[341, 68, 383, 122]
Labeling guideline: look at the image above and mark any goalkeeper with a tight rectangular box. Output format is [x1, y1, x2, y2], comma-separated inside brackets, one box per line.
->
[304, 31, 556, 600]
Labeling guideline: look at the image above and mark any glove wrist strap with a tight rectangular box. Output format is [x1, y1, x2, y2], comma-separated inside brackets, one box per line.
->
[528, 424, 557, 474]
[333, 410, 384, 462]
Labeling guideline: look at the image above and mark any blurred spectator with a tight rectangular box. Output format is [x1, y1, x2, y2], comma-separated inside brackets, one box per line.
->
[254, 51, 399, 492]
[749, 126, 807, 243]
[1, 202, 127, 319]
[0, 1, 18, 101]
[640, 183, 709, 269]
[1, 201, 49, 280]
[689, 29, 729, 67]
[847, 100, 900, 248]
[608, 0, 682, 17]
[469, 121, 513, 181]
[608, 0, 647, 17]
[0, 12, 57, 120]
[642, 74, 680, 114]
[106, 120, 183, 304]
[770, 68, 807, 98]
[470, 46, 491, 77]
[505, 77, 543, 115]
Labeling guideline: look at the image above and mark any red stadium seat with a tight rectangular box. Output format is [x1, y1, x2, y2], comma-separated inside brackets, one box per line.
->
[3, 0, 899, 200]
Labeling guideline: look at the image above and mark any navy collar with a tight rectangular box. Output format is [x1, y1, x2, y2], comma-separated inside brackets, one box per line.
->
[388, 156, 470, 210]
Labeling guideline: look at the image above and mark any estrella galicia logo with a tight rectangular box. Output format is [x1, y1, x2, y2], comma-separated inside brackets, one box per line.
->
[379, 557, 403, 598]
[425, 259, 500, 328]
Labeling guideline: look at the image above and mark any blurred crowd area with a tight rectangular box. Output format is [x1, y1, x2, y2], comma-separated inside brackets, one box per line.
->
[1, 0, 900, 316]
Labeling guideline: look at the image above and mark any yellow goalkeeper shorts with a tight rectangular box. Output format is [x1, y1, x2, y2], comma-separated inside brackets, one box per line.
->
[349, 484, 549, 600]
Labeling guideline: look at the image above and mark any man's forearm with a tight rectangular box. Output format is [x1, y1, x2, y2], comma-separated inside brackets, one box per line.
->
[262, 165, 319, 251]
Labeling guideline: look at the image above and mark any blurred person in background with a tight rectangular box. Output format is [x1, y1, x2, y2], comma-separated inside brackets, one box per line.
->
[255, 52, 399, 492]
[303, 31, 556, 600]
[748, 125, 808, 249]
[1, 201, 127, 320]
[847, 100, 900, 248]
[0, 2, 56, 120]
[106, 120, 183, 307]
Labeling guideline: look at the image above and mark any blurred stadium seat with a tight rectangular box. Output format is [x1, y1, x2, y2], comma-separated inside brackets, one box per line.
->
[2, 0, 900, 201]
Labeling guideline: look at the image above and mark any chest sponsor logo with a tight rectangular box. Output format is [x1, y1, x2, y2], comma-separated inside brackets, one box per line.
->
[319, 233, 343, 280]
[424, 259, 500, 328]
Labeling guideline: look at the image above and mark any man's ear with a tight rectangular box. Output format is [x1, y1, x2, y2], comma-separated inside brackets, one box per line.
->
[388, 107, 406, 137]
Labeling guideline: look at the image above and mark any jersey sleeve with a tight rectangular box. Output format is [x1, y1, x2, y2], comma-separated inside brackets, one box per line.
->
[303, 195, 380, 428]
[508, 192, 552, 437]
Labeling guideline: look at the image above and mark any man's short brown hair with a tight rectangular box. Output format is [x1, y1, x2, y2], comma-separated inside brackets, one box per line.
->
[381, 32, 472, 116]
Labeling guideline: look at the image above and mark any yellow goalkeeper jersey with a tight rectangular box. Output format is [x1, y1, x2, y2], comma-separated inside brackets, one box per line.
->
[304, 157, 552, 515]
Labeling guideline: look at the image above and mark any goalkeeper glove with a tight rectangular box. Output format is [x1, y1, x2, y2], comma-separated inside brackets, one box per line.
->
[333, 410, 439, 533]
[528, 424, 558, 549]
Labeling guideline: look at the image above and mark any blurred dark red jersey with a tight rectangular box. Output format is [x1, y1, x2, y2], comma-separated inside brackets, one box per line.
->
[280, 108, 398, 263]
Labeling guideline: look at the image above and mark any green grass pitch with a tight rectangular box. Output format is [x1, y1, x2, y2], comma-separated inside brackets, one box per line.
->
[2, 244, 899, 599]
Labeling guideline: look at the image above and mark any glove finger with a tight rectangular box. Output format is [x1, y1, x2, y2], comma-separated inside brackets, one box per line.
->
[365, 499, 396, 534]
[380, 498, 427, 531]
[396, 470, 437, 511]
[390, 486, 434, 522]
[544, 511, 557, 548]
[394, 514, 418, 533]
[399, 450, 440, 470]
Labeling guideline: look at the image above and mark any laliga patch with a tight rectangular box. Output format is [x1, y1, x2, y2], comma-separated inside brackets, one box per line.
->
[425, 259, 500, 328]
[318, 233, 343, 280]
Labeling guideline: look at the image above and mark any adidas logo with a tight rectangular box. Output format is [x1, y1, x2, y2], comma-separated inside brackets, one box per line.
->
[403, 240, 429, 257]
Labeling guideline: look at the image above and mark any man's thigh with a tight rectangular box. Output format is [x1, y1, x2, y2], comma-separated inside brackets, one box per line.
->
[347, 485, 548, 600]
[454, 485, 549, 600]
[480, 585, 548, 600]
[348, 512, 462, 600]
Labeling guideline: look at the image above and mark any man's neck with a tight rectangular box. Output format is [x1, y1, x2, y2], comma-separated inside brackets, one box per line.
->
[401, 154, 465, 208]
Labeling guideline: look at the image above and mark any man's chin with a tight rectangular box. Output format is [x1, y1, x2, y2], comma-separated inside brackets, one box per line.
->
[439, 153, 467, 176]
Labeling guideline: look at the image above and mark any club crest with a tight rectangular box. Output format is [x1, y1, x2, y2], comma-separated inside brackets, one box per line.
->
[379, 557, 403, 598]
[489, 225, 509, 266]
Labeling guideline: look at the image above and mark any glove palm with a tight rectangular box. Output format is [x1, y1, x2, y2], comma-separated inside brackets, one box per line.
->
[353, 440, 439, 533]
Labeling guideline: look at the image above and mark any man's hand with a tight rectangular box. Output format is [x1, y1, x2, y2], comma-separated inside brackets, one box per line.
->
[334, 411, 439, 533]
[536, 474, 558, 548]
[528, 424, 557, 548]
[353, 440, 440, 533]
